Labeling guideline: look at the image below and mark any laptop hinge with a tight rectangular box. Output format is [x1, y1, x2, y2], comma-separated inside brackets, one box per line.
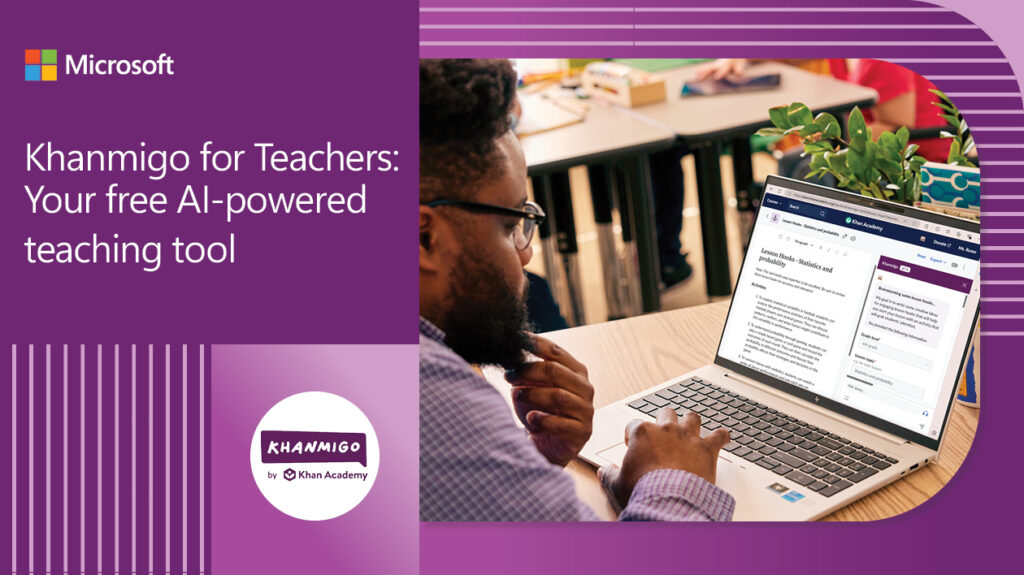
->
[721, 370, 907, 447]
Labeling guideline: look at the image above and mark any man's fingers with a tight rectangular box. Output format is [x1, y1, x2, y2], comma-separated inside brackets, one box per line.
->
[705, 428, 731, 451]
[655, 406, 678, 425]
[679, 410, 702, 434]
[526, 411, 589, 437]
[597, 464, 620, 489]
[528, 335, 588, 376]
[624, 419, 644, 446]
[514, 386, 592, 421]
[511, 360, 593, 400]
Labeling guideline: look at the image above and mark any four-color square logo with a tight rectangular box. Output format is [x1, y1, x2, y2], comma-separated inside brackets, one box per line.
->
[25, 49, 57, 81]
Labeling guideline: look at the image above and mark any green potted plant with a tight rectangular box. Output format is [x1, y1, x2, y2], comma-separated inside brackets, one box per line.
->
[756, 89, 974, 206]
[756, 104, 927, 205]
[931, 88, 976, 169]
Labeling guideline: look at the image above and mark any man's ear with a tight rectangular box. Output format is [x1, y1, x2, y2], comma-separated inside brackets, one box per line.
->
[420, 205, 443, 273]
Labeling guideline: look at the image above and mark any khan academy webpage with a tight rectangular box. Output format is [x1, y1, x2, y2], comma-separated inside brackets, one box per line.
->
[719, 183, 980, 439]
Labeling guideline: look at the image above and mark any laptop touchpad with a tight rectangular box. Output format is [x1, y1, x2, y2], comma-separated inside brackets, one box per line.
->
[596, 442, 628, 466]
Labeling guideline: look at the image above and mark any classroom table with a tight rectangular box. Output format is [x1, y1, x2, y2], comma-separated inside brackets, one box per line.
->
[637, 62, 878, 298]
[519, 91, 677, 321]
[515, 301, 979, 521]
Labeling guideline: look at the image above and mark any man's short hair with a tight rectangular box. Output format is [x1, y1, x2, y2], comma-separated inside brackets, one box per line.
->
[420, 59, 517, 203]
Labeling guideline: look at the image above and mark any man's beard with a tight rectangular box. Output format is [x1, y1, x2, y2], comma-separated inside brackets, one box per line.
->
[441, 246, 532, 370]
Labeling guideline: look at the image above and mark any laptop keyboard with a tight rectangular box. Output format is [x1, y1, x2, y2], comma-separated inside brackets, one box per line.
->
[627, 377, 901, 498]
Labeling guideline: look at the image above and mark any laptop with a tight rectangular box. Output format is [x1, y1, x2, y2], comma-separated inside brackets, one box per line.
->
[580, 175, 981, 521]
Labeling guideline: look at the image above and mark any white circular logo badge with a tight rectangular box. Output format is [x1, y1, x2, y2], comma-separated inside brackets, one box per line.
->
[249, 391, 379, 520]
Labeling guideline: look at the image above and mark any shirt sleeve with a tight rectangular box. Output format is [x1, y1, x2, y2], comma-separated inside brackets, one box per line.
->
[420, 335, 599, 521]
[618, 469, 736, 522]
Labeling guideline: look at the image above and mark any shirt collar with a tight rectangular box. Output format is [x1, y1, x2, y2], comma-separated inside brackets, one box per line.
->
[419, 316, 446, 343]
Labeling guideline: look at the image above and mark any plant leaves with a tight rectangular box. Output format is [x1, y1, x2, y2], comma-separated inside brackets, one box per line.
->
[825, 149, 848, 173]
[756, 127, 785, 137]
[848, 146, 866, 179]
[848, 107, 868, 140]
[865, 139, 880, 166]
[876, 157, 902, 181]
[787, 102, 814, 128]
[949, 138, 962, 160]
[904, 144, 920, 160]
[769, 106, 790, 129]
[804, 141, 834, 154]
[963, 136, 976, 156]
[806, 167, 829, 180]
[849, 134, 867, 154]
[896, 125, 910, 149]
[940, 113, 960, 127]
[799, 122, 825, 137]
[814, 112, 841, 139]
[878, 131, 900, 156]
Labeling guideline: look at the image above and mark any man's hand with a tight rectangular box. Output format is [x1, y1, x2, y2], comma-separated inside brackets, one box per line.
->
[507, 335, 594, 467]
[601, 407, 729, 508]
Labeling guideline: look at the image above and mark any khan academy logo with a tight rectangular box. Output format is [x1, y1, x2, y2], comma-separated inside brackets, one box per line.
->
[24, 49, 175, 82]
[250, 392, 379, 521]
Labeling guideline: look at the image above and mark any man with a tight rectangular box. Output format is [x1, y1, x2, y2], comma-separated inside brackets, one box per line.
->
[419, 59, 735, 521]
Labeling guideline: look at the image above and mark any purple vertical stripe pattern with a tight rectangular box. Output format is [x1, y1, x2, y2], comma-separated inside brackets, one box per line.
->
[136, 346, 150, 575]
[67, 347, 80, 575]
[7, 344, 210, 575]
[49, 346, 63, 575]
[33, 347, 45, 575]
[418, 0, 1024, 337]
[186, 347, 200, 575]
[118, 345, 133, 574]
[202, 345, 211, 574]
[83, 348, 97, 575]
[153, 346, 166, 575]
[168, 344, 183, 575]
[101, 343, 114, 575]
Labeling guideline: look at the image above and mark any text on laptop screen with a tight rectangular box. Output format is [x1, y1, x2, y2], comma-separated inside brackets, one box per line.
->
[718, 183, 979, 439]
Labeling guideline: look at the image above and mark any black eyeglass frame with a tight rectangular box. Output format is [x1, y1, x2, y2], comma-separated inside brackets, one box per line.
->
[424, 198, 546, 249]
[424, 199, 546, 222]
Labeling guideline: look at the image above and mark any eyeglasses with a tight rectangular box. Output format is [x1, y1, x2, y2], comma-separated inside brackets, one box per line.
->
[425, 199, 546, 250]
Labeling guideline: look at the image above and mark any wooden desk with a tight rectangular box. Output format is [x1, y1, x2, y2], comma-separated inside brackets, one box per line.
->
[542, 301, 979, 521]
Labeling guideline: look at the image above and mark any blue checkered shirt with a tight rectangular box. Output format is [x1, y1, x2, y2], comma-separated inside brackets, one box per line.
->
[420, 317, 735, 521]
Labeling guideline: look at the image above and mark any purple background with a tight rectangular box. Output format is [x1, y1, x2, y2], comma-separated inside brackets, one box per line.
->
[1, 0, 418, 344]
[419, 1, 1021, 575]
[212, 345, 417, 575]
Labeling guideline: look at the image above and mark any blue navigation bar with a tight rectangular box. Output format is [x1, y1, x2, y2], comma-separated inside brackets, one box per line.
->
[760, 193, 980, 261]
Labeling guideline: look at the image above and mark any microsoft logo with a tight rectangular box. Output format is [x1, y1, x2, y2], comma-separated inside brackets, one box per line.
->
[25, 49, 57, 81]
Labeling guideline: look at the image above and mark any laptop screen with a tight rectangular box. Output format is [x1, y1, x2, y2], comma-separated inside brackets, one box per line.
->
[716, 175, 980, 449]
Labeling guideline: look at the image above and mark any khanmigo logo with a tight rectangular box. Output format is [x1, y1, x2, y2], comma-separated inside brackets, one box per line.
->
[24, 49, 175, 81]
[25, 50, 58, 81]
[250, 392, 379, 521]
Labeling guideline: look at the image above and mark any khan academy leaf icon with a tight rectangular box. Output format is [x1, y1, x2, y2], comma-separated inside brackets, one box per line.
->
[283, 468, 296, 481]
